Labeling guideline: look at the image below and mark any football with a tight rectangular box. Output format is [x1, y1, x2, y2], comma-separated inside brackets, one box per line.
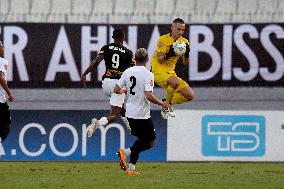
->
[173, 41, 187, 56]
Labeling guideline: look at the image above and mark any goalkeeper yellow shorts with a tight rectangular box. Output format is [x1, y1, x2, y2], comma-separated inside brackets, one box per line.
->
[154, 72, 189, 91]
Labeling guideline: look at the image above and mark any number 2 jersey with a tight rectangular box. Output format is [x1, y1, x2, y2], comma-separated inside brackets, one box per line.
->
[117, 66, 154, 119]
[99, 43, 133, 79]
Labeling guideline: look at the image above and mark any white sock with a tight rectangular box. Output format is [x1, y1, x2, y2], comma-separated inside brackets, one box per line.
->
[0, 137, 2, 143]
[124, 148, 131, 156]
[98, 117, 108, 126]
[128, 163, 135, 171]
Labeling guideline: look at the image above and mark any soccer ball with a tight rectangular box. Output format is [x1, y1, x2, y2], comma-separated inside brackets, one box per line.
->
[173, 41, 186, 56]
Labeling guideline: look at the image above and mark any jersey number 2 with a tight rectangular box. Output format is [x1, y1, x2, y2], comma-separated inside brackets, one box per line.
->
[129, 76, 136, 95]
[112, 54, 120, 68]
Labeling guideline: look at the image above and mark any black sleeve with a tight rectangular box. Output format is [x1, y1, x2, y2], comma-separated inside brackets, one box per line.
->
[99, 45, 107, 55]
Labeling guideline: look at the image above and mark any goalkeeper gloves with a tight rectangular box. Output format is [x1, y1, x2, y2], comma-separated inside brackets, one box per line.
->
[184, 43, 190, 58]
[164, 45, 176, 60]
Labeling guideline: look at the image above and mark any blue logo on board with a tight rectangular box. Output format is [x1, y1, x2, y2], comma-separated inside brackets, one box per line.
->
[202, 115, 265, 157]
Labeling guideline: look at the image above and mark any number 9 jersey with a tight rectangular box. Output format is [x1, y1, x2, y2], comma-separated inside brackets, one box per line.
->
[99, 43, 133, 79]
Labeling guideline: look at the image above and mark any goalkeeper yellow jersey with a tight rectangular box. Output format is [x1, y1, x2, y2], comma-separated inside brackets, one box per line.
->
[151, 33, 189, 74]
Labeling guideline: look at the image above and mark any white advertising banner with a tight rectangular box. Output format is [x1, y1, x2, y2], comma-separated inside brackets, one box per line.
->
[167, 110, 284, 161]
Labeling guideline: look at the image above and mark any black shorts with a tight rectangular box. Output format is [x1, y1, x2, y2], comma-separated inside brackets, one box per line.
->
[128, 117, 156, 142]
[0, 102, 11, 126]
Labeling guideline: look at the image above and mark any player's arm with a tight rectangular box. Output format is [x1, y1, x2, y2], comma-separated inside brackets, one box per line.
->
[182, 42, 190, 65]
[80, 53, 104, 87]
[0, 71, 14, 102]
[157, 47, 175, 63]
[156, 38, 175, 63]
[113, 84, 127, 94]
[144, 73, 169, 108]
[145, 91, 169, 108]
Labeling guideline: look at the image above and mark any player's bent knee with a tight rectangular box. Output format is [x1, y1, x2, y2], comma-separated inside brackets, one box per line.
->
[186, 93, 194, 101]
[107, 114, 118, 123]
[184, 89, 195, 101]
[0, 124, 11, 142]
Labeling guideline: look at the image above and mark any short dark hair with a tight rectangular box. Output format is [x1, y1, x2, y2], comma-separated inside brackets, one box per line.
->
[172, 18, 185, 24]
[135, 48, 148, 63]
[112, 29, 125, 41]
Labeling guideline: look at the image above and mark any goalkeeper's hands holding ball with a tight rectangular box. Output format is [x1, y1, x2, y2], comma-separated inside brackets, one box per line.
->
[164, 45, 176, 60]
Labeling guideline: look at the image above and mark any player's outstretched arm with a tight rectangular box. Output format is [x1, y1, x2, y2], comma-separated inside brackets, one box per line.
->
[145, 91, 169, 108]
[80, 54, 104, 87]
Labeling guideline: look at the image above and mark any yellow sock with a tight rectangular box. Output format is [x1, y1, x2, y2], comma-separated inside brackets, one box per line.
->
[171, 92, 188, 105]
[165, 86, 175, 102]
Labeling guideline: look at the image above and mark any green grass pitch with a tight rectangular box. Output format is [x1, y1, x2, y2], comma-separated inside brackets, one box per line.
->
[1, 162, 284, 189]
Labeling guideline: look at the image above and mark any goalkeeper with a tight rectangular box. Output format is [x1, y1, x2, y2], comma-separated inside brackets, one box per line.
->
[151, 18, 194, 119]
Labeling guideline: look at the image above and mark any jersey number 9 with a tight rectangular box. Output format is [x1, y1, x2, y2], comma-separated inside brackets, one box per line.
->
[112, 54, 120, 69]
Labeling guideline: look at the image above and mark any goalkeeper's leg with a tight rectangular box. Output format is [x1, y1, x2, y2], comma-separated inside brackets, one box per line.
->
[170, 78, 194, 105]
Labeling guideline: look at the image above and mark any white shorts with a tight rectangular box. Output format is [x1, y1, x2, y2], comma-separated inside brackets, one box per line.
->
[102, 78, 125, 108]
